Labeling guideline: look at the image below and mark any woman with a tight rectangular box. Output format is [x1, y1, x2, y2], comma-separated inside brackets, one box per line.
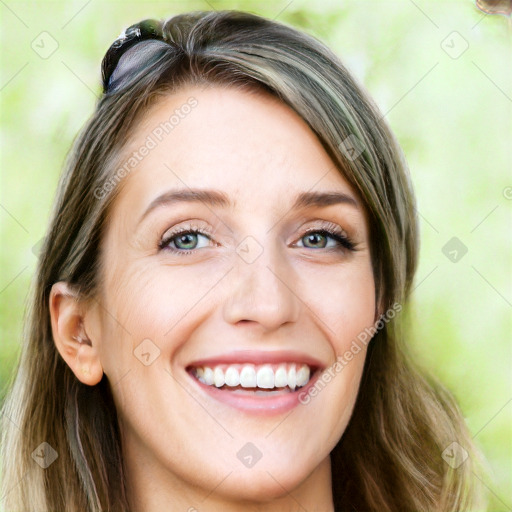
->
[0, 10, 483, 511]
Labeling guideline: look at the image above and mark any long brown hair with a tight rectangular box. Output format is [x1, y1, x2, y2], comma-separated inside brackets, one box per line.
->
[1, 10, 484, 511]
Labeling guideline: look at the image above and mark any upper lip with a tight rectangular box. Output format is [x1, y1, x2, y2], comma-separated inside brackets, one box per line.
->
[186, 349, 326, 372]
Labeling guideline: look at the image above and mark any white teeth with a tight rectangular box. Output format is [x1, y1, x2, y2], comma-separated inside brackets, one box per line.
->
[192, 362, 313, 391]
[256, 365, 274, 389]
[240, 365, 257, 388]
[213, 367, 225, 387]
[274, 365, 288, 388]
[203, 367, 214, 385]
[296, 364, 310, 387]
[224, 366, 240, 387]
[287, 364, 297, 391]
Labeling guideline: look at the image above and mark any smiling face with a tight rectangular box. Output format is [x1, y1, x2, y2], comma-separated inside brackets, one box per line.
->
[81, 85, 376, 509]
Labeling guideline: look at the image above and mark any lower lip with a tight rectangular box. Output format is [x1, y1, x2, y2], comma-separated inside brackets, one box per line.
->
[187, 370, 321, 415]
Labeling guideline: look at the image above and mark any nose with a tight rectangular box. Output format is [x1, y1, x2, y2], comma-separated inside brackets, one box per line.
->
[222, 238, 301, 331]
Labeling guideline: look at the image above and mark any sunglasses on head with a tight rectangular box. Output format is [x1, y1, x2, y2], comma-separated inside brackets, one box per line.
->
[101, 19, 171, 94]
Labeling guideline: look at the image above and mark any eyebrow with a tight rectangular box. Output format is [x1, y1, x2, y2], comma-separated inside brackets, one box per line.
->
[138, 188, 359, 225]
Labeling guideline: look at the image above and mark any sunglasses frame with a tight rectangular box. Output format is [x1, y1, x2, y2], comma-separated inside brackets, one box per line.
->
[101, 19, 166, 94]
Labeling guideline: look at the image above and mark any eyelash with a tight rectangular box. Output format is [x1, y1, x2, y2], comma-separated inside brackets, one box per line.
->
[158, 221, 356, 256]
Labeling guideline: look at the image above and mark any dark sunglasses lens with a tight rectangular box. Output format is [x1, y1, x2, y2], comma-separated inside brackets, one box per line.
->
[102, 19, 164, 92]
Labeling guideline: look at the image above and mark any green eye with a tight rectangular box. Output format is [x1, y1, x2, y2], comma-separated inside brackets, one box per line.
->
[160, 229, 212, 254]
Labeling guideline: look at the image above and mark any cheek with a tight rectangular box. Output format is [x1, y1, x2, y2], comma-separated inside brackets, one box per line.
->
[97, 260, 222, 378]
[286, 257, 375, 433]
[301, 258, 376, 353]
[308, 260, 374, 405]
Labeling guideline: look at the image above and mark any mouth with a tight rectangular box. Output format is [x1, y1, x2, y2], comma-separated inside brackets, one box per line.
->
[189, 362, 314, 393]
[185, 351, 325, 414]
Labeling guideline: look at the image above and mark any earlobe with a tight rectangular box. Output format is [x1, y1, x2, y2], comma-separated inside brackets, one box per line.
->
[49, 281, 104, 386]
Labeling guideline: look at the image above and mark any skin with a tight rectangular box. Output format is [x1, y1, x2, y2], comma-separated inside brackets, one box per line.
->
[50, 85, 377, 511]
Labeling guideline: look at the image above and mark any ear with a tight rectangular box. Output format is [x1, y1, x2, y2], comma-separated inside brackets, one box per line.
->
[49, 281, 103, 386]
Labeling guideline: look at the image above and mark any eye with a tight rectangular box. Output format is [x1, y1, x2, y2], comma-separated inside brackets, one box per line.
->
[297, 222, 356, 252]
[159, 227, 214, 255]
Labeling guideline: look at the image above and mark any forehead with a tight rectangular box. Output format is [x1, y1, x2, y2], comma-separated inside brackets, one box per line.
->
[110, 85, 361, 220]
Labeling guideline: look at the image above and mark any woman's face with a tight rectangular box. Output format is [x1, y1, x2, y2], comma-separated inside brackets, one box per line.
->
[86, 85, 376, 508]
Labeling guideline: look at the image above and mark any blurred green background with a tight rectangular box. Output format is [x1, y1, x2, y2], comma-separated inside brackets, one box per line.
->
[1, 0, 511, 509]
